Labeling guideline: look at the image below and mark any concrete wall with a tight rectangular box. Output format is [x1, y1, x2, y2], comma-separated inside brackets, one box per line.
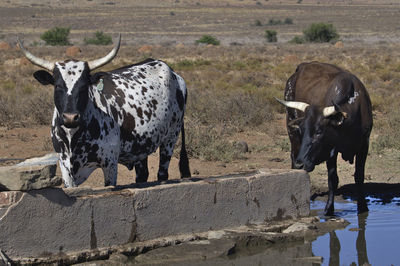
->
[0, 169, 309, 260]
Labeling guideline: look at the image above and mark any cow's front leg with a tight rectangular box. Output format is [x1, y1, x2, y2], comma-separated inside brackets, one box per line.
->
[135, 157, 149, 183]
[325, 153, 338, 216]
[102, 162, 118, 186]
[59, 157, 76, 188]
[157, 142, 175, 181]
[354, 140, 369, 214]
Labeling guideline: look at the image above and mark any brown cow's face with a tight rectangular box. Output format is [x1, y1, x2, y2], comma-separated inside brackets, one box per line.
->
[293, 106, 345, 172]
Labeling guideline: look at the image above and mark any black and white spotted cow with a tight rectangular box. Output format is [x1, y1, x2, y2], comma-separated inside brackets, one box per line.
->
[19, 35, 191, 187]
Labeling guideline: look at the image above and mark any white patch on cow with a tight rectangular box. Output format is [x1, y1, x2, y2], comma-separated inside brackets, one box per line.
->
[348, 91, 359, 104]
[285, 80, 292, 100]
[61, 125, 79, 144]
[59, 159, 74, 187]
[56, 61, 86, 95]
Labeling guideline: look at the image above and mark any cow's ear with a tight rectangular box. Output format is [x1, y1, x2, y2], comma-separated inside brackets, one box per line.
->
[328, 111, 348, 127]
[90, 72, 107, 84]
[33, 70, 54, 85]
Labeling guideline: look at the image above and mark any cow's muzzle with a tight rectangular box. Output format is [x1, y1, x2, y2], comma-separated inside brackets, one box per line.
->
[62, 113, 81, 128]
[294, 159, 315, 172]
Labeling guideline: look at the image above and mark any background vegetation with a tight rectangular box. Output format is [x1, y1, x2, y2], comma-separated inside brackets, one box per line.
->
[40, 27, 71, 46]
[2, 42, 399, 164]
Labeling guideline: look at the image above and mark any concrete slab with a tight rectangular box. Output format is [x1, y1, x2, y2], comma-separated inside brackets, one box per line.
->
[0, 153, 61, 191]
[0, 169, 309, 261]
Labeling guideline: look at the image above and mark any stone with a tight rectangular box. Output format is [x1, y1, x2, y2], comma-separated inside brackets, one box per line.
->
[138, 45, 152, 53]
[0, 41, 11, 51]
[334, 41, 344, 48]
[134, 238, 236, 264]
[0, 153, 60, 191]
[0, 169, 310, 260]
[65, 46, 81, 57]
[282, 222, 309, 233]
[282, 54, 299, 64]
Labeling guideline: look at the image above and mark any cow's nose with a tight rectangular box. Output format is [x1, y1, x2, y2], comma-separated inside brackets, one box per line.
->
[294, 160, 304, 169]
[62, 113, 80, 127]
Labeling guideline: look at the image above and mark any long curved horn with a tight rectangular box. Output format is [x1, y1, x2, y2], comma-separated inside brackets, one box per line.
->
[88, 34, 121, 71]
[17, 37, 54, 71]
[274, 97, 309, 112]
[322, 106, 336, 117]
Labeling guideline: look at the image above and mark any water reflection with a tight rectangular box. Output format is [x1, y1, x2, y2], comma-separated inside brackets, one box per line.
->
[355, 212, 369, 266]
[312, 196, 400, 265]
[326, 212, 369, 266]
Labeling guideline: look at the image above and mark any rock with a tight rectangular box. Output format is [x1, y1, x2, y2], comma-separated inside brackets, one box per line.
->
[282, 54, 299, 64]
[0, 153, 61, 191]
[108, 253, 129, 263]
[282, 222, 309, 233]
[65, 46, 81, 57]
[0, 41, 11, 51]
[234, 141, 249, 153]
[334, 41, 344, 48]
[134, 238, 236, 264]
[138, 45, 152, 53]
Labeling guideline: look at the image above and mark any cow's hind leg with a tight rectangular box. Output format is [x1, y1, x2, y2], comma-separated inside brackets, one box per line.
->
[354, 140, 369, 214]
[325, 153, 339, 216]
[179, 121, 191, 178]
[102, 163, 118, 186]
[135, 157, 149, 183]
[157, 142, 175, 181]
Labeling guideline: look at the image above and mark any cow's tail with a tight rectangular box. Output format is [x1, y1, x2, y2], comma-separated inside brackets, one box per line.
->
[179, 120, 191, 178]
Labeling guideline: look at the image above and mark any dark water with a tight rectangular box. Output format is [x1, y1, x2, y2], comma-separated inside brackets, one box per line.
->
[311, 197, 400, 265]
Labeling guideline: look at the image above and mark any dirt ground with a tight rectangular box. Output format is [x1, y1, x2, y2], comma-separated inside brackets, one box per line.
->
[0, 116, 399, 197]
[1, 0, 400, 197]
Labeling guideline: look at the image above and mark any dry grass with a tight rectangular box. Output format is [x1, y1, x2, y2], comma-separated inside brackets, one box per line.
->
[1, 42, 400, 160]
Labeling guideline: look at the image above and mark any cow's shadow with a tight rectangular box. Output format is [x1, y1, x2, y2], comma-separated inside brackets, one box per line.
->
[311, 182, 400, 205]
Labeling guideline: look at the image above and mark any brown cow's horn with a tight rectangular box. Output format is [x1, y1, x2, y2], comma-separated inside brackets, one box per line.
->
[322, 106, 336, 117]
[88, 34, 121, 71]
[18, 37, 54, 71]
[274, 98, 309, 112]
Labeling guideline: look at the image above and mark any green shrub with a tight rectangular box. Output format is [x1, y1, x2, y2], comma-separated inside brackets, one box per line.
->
[195, 35, 220, 45]
[303, 22, 339, 43]
[265, 30, 277, 42]
[289, 36, 305, 44]
[284, 18, 293, 24]
[268, 19, 282, 26]
[254, 19, 262, 26]
[84, 31, 112, 45]
[41, 27, 70, 46]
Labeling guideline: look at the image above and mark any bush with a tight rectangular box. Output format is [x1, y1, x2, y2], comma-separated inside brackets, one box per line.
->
[265, 30, 277, 42]
[41, 27, 70, 46]
[284, 18, 293, 24]
[303, 22, 339, 43]
[254, 19, 262, 26]
[268, 19, 282, 26]
[289, 36, 305, 44]
[195, 35, 220, 45]
[84, 31, 112, 45]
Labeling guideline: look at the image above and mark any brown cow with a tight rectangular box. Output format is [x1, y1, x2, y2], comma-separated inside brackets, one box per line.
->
[276, 62, 373, 215]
